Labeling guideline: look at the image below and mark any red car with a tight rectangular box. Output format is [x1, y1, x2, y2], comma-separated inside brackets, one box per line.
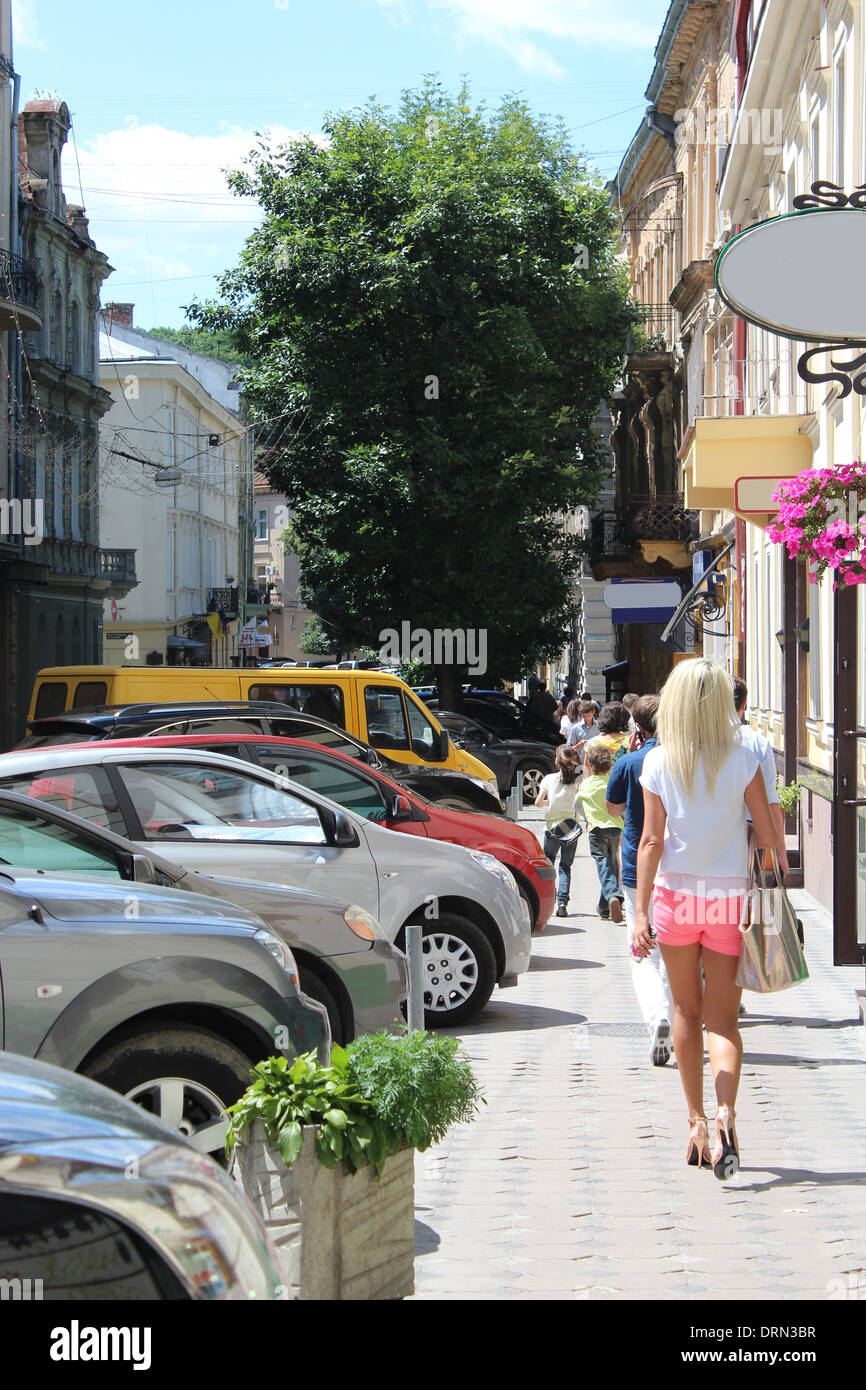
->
[61, 733, 556, 931]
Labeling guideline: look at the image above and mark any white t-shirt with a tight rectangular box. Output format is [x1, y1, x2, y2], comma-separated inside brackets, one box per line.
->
[560, 716, 575, 736]
[639, 739, 760, 895]
[538, 771, 580, 828]
[739, 724, 780, 807]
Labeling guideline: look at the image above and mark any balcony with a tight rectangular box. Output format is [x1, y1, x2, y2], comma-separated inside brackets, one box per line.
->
[622, 493, 699, 546]
[207, 586, 240, 618]
[99, 548, 137, 586]
[0, 250, 42, 333]
[626, 303, 677, 355]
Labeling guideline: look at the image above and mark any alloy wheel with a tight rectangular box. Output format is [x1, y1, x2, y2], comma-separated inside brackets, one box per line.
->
[520, 766, 545, 802]
[125, 1075, 229, 1158]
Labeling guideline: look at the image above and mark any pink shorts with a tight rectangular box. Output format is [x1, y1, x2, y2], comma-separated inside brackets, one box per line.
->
[651, 885, 745, 957]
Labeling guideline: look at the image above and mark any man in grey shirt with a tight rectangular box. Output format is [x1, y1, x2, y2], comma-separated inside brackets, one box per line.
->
[566, 700, 601, 758]
[732, 676, 789, 877]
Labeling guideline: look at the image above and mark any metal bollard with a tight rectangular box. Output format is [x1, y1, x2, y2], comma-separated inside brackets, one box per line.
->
[405, 922, 425, 1033]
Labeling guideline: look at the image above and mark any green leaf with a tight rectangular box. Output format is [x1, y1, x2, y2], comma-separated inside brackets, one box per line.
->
[277, 1120, 303, 1167]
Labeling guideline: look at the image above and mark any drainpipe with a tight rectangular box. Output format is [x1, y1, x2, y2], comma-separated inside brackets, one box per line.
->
[10, 60, 22, 513]
[732, 0, 751, 679]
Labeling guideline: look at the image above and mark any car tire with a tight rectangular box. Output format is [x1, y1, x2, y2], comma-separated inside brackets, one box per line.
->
[515, 762, 548, 804]
[297, 967, 346, 1046]
[510, 873, 538, 931]
[80, 1024, 257, 1162]
[412, 912, 497, 1028]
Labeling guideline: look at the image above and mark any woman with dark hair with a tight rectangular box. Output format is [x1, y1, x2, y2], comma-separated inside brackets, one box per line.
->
[589, 702, 631, 767]
[560, 697, 581, 739]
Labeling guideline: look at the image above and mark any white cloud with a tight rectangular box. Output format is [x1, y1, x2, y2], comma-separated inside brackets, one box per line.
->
[64, 123, 309, 325]
[374, 0, 663, 70]
[11, 0, 44, 49]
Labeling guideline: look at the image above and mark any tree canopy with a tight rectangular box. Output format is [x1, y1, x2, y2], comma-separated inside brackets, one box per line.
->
[189, 80, 633, 704]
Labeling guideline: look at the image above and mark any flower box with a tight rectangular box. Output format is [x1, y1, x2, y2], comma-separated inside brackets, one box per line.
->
[233, 1121, 415, 1301]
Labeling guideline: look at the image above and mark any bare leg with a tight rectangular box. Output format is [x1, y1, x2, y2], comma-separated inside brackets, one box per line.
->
[659, 943, 704, 1118]
[701, 947, 743, 1110]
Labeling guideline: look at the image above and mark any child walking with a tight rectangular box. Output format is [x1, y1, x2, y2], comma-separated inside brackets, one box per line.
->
[535, 745, 583, 918]
[575, 742, 625, 923]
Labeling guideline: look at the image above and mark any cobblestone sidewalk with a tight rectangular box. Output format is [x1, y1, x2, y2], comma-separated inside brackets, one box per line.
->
[410, 818, 866, 1301]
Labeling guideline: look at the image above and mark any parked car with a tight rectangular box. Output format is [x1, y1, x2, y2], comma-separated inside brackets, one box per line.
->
[27, 665, 499, 786]
[0, 867, 329, 1158]
[0, 745, 531, 1027]
[0, 1053, 282, 1300]
[62, 734, 556, 931]
[0, 789, 407, 1045]
[425, 694, 563, 750]
[430, 711, 558, 803]
[20, 701, 504, 816]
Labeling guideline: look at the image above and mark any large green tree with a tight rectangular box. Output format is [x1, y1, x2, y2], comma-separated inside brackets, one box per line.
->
[190, 81, 633, 706]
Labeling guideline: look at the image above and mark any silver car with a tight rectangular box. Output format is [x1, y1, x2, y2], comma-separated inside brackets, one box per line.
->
[0, 869, 329, 1157]
[0, 788, 407, 1045]
[0, 745, 532, 1027]
[0, 1052, 282, 1301]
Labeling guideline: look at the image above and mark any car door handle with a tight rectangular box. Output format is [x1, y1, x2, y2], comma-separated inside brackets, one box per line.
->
[381, 871, 399, 878]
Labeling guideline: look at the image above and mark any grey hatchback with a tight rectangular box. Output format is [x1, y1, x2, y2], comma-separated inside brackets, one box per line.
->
[0, 789, 407, 1045]
[0, 869, 329, 1158]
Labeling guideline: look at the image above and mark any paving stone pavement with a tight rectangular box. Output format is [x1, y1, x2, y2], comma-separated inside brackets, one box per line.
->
[410, 813, 866, 1301]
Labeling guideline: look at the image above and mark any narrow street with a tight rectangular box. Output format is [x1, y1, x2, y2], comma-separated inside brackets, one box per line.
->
[412, 811, 866, 1301]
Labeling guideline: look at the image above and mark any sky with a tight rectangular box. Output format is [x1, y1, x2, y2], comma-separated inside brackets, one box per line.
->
[11, 0, 672, 329]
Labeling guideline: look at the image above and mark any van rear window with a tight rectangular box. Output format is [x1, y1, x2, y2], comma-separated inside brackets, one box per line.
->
[72, 682, 108, 709]
[34, 683, 68, 719]
[247, 684, 345, 728]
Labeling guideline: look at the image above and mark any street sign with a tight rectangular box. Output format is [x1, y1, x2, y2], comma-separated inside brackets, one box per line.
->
[734, 476, 788, 514]
[111, 600, 118, 622]
[715, 207, 866, 343]
[603, 578, 682, 624]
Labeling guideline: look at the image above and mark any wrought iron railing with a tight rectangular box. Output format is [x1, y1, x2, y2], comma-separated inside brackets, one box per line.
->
[623, 493, 699, 544]
[627, 303, 677, 353]
[207, 586, 240, 616]
[0, 249, 39, 314]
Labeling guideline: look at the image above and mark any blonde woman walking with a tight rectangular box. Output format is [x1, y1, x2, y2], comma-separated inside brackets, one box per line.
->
[632, 661, 776, 1180]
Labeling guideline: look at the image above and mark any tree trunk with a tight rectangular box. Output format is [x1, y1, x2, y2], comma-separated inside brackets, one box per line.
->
[435, 665, 465, 712]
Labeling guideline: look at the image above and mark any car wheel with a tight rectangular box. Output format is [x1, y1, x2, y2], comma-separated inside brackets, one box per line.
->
[297, 967, 347, 1046]
[413, 912, 496, 1028]
[516, 762, 547, 803]
[81, 1024, 256, 1162]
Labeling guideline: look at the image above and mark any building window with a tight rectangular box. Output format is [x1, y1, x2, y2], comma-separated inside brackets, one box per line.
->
[808, 580, 822, 720]
[255, 508, 268, 541]
[834, 56, 845, 186]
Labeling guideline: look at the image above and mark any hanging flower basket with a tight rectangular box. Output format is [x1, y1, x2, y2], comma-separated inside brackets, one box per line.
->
[767, 462, 866, 588]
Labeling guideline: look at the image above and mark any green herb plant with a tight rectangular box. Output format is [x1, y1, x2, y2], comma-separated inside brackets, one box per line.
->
[225, 1031, 483, 1178]
[777, 779, 803, 816]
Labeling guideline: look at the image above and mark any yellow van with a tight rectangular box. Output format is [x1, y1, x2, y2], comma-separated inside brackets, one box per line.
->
[28, 666, 499, 787]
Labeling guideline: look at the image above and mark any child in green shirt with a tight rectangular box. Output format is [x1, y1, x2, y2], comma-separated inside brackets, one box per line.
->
[575, 742, 625, 922]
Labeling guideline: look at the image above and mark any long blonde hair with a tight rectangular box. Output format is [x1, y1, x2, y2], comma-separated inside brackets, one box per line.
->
[656, 659, 740, 796]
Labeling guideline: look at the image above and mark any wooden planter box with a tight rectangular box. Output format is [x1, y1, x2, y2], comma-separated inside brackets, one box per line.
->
[232, 1122, 415, 1300]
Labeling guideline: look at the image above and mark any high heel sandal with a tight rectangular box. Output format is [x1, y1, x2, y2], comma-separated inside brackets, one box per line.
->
[712, 1106, 739, 1181]
[686, 1115, 712, 1168]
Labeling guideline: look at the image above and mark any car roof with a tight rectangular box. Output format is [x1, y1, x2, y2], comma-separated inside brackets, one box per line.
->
[28, 701, 346, 724]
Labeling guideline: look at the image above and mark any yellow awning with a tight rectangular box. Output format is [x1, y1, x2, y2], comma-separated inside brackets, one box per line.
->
[679, 415, 814, 526]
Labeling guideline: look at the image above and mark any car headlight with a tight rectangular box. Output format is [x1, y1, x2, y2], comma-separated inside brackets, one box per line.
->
[467, 775, 496, 793]
[469, 849, 519, 895]
[253, 929, 299, 988]
[343, 903, 387, 942]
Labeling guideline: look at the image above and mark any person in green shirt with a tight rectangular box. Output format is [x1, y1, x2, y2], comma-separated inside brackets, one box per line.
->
[575, 741, 625, 922]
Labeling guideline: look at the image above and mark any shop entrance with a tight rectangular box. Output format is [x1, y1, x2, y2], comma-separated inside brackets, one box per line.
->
[833, 584, 866, 982]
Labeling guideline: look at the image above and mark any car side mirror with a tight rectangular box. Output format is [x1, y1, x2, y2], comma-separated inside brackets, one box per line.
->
[390, 794, 414, 822]
[131, 854, 157, 883]
[332, 811, 360, 848]
[436, 728, 450, 762]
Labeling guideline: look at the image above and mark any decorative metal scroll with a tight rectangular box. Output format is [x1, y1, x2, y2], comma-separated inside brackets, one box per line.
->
[797, 344, 866, 398]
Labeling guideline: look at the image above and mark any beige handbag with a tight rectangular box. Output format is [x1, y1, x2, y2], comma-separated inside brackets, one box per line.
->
[737, 843, 809, 993]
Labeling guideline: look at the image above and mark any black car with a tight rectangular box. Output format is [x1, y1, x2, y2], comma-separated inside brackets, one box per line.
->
[420, 690, 563, 747]
[432, 711, 557, 802]
[20, 702, 504, 815]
